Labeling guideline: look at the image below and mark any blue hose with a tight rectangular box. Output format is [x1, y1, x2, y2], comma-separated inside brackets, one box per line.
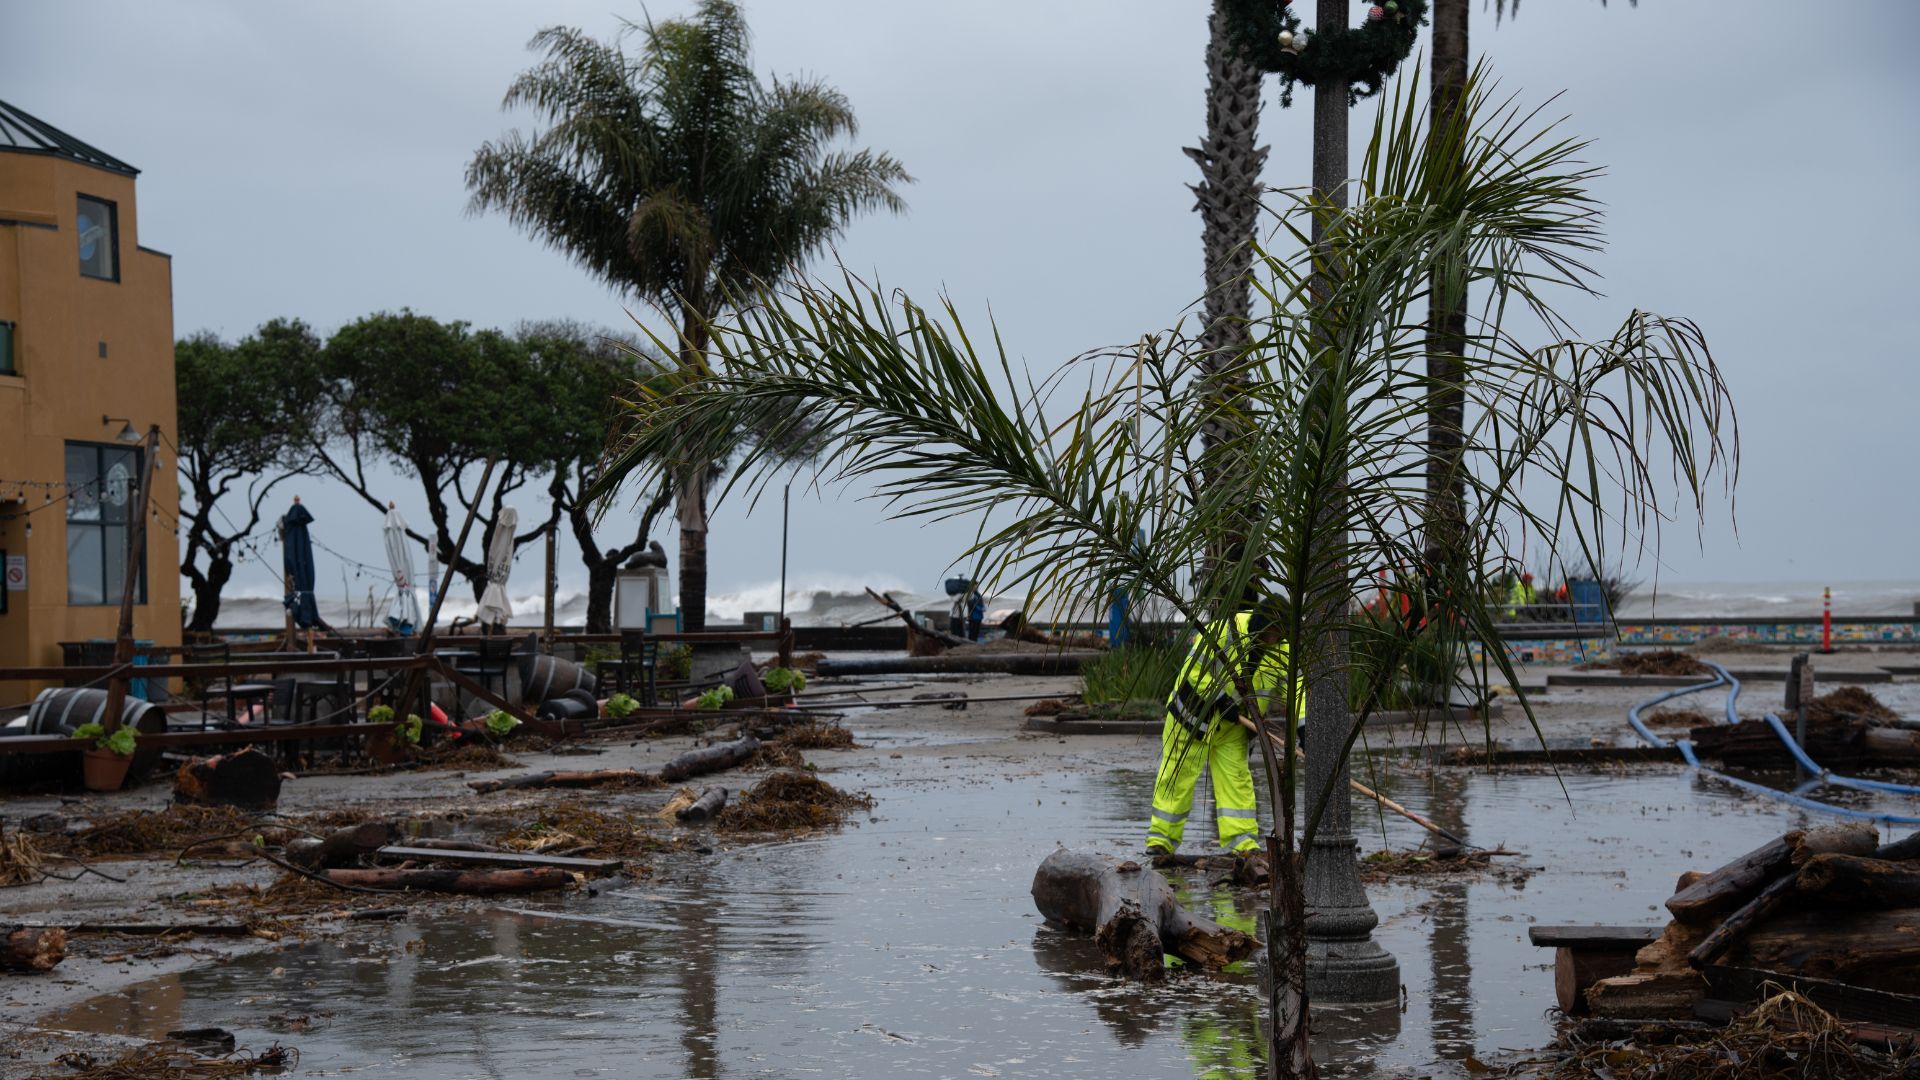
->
[1626, 661, 1920, 826]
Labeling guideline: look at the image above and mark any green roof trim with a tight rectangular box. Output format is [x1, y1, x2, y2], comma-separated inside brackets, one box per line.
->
[0, 99, 138, 177]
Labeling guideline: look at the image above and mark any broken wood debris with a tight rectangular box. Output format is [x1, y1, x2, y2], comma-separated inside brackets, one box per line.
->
[374, 845, 622, 874]
[2, 925, 65, 972]
[674, 786, 728, 824]
[467, 768, 659, 794]
[320, 867, 575, 895]
[1574, 825, 1920, 1023]
[173, 748, 283, 812]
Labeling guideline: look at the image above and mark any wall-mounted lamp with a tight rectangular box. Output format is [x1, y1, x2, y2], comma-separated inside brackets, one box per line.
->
[101, 415, 141, 444]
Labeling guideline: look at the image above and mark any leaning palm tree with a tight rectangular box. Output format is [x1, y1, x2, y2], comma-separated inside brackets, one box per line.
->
[592, 73, 1735, 1077]
[466, 0, 909, 630]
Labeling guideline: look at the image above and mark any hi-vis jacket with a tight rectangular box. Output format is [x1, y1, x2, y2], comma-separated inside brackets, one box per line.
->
[1165, 612, 1300, 740]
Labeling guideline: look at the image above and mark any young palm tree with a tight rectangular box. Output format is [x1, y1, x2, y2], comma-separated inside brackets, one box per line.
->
[593, 75, 1735, 1077]
[466, 0, 910, 630]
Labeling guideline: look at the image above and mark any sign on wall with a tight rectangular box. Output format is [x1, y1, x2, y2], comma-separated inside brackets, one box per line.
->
[5, 553, 25, 592]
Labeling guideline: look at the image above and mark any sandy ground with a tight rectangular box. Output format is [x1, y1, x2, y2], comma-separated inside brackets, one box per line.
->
[1, 655, 1914, 1076]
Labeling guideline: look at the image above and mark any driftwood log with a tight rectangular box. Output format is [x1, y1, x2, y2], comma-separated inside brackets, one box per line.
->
[321, 867, 574, 895]
[2, 927, 65, 972]
[1795, 853, 1920, 908]
[173, 748, 282, 811]
[1665, 824, 1877, 925]
[284, 822, 395, 870]
[675, 786, 729, 823]
[660, 736, 760, 782]
[1687, 717, 1867, 769]
[1030, 849, 1254, 981]
[1726, 907, 1920, 994]
[468, 769, 655, 794]
[1877, 830, 1920, 861]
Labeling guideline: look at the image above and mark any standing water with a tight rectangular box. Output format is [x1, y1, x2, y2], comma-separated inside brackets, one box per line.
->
[41, 717, 1918, 1078]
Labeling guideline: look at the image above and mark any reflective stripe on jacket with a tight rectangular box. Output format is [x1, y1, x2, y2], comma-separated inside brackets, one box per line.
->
[1165, 612, 1293, 740]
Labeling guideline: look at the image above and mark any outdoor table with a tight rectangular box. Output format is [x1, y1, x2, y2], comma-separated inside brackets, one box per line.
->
[217, 683, 276, 728]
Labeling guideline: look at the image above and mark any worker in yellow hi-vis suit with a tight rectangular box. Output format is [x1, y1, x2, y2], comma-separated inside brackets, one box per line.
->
[1145, 611, 1300, 861]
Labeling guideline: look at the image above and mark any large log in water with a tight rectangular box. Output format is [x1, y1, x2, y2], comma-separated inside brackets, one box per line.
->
[675, 786, 729, 823]
[1030, 849, 1254, 981]
[321, 867, 574, 895]
[660, 736, 760, 782]
[1665, 824, 1878, 925]
[2, 927, 65, 972]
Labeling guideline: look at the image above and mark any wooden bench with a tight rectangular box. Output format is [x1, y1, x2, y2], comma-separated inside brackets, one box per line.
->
[1528, 925, 1664, 1013]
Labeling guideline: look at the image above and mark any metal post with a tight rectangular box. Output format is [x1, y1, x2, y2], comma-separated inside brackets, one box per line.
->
[1301, 0, 1397, 1007]
[778, 481, 790, 630]
[101, 425, 160, 733]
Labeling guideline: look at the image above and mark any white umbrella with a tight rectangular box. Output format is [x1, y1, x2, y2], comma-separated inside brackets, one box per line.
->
[382, 505, 425, 635]
[476, 506, 517, 628]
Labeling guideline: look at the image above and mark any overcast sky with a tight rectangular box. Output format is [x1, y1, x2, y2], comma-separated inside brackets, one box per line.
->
[7, 0, 1918, 615]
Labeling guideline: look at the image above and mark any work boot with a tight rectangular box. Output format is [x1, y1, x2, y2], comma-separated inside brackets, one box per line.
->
[1147, 845, 1178, 870]
[1231, 847, 1270, 887]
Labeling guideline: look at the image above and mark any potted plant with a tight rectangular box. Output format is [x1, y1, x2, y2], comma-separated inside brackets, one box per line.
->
[603, 693, 640, 720]
[72, 722, 137, 792]
[483, 709, 521, 742]
[365, 705, 423, 765]
[761, 667, 807, 704]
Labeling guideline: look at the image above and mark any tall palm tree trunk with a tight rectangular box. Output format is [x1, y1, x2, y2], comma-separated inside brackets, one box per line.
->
[676, 464, 710, 632]
[1190, 0, 1269, 469]
[1424, 0, 1469, 581]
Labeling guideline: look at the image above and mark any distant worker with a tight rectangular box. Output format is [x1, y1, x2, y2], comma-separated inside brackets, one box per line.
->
[967, 588, 986, 641]
[1146, 609, 1300, 865]
[1503, 572, 1537, 620]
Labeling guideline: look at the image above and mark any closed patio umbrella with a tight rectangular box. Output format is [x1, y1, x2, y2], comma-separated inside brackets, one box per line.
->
[280, 498, 321, 631]
[475, 506, 517, 629]
[382, 504, 424, 635]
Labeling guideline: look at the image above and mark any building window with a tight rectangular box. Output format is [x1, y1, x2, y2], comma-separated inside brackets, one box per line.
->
[66, 442, 145, 606]
[0, 321, 14, 376]
[76, 195, 118, 281]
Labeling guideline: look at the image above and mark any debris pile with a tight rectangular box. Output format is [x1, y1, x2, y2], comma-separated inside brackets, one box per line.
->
[499, 801, 663, 862]
[1580, 650, 1709, 677]
[1577, 825, 1920, 1025]
[30, 1040, 297, 1079]
[717, 771, 873, 832]
[1551, 988, 1915, 1079]
[56, 805, 253, 857]
[1689, 686, 1916, 769]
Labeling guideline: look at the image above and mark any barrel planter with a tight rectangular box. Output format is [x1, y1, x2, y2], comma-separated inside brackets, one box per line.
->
[11, 688, 166, 788]
[519, 652, 597, 705]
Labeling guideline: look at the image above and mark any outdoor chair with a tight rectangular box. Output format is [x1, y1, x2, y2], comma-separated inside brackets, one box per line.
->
[617, 629, 658, 708]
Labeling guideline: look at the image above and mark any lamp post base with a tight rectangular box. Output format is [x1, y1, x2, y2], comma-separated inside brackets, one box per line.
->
[1303, 832, 1401, 1005]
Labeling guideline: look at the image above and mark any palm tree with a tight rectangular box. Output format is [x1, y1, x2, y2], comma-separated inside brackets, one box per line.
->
[592, 75, 1735, 1077]
[466, 0, 910, 630]
[1190, 0, 1269, 465]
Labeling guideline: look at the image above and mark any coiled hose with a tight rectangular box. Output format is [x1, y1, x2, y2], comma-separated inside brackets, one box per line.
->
[1625, 660, 1920, 825]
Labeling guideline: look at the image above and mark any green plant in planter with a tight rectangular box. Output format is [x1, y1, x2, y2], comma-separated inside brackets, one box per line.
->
[399, 714, 424, 745]
[605, 693, 640, 719]
[368, 704, 395, 725]
[72, 722, 136, 756]
[762, 667, 807, 694]
[693, 685, 734, 710]
[485, 710, 521, 738]
[659, 644, 693, 682]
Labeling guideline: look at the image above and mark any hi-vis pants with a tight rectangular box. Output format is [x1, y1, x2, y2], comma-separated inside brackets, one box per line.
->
[1146, 716, 1260, 854]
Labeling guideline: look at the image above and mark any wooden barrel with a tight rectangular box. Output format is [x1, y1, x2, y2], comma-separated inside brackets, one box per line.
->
[536, 696, 598, 723]
[2, 688, 166, 787]
[519, 653, 596, 704]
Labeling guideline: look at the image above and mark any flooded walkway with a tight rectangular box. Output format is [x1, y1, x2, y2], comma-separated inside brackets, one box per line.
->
[36, 698, 1920, 1079]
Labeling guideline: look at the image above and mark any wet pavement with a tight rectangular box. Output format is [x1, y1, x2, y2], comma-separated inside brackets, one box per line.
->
[29, 681, 1920, 1079]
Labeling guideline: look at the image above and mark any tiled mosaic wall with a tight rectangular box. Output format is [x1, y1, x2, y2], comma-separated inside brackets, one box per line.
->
[1616, 621, 1918, 646]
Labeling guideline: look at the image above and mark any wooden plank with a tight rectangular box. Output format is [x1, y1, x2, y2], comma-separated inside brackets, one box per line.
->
[0, 655, 427, 682]
[1528, 925, 1665, 949]
[0, 722, 391, 757]
[376, 845, 622, 873]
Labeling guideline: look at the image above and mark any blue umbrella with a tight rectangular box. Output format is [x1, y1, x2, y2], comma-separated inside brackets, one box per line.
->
[281, 499, 321, 630]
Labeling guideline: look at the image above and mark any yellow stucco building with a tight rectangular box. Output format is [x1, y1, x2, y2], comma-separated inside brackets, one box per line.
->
[0, 100, 179, 704]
